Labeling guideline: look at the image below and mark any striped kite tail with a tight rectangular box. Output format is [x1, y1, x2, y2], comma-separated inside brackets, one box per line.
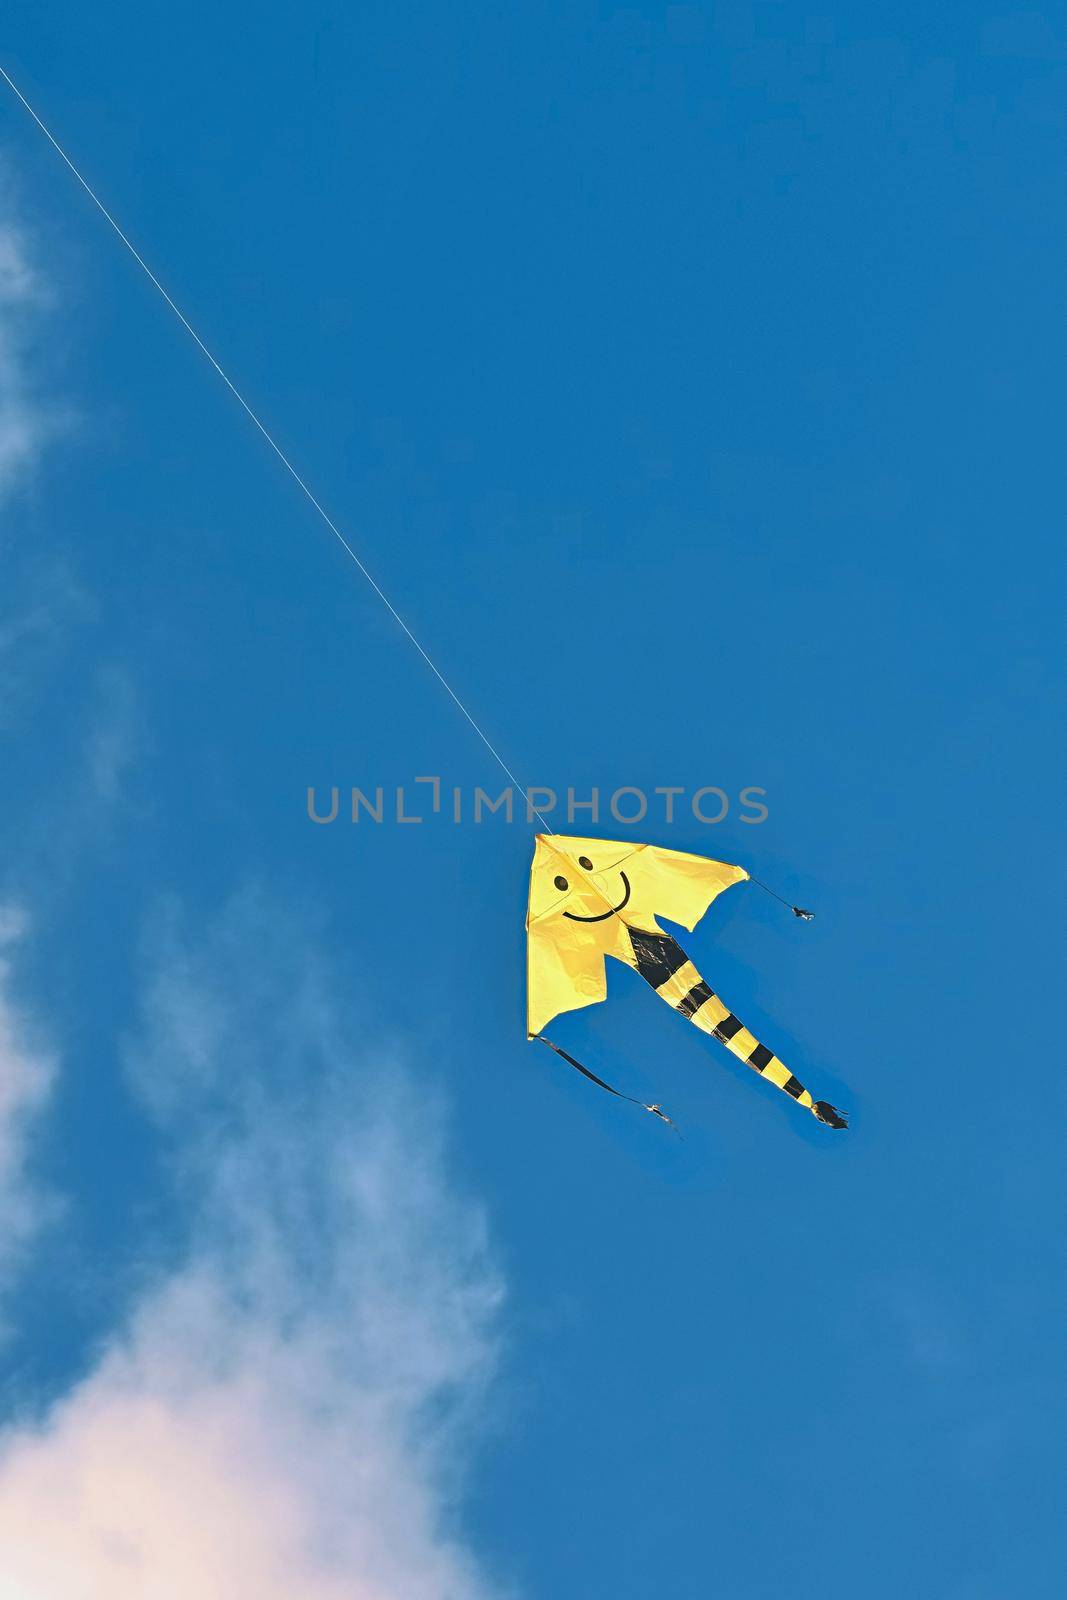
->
[626, 926, 847, 1128]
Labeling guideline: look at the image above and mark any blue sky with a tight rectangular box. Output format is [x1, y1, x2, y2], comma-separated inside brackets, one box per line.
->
[1, 3, 1065, 1594]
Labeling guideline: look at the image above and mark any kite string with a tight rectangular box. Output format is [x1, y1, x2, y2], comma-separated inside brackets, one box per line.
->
[1, 62, 820, 911]
[0, 61, 552, 833]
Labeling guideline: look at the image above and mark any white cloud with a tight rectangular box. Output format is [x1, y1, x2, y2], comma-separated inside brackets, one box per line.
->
[0, 214, 58, 495]
[0, 907, 57, 1294]
[0, 893, 508, 1600]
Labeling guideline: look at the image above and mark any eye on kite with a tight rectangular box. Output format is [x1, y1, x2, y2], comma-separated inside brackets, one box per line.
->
[527, 834, 847, 1132]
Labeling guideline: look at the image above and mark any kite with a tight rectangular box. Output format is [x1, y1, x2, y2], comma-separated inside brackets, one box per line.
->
[527, 834, 847, 1130]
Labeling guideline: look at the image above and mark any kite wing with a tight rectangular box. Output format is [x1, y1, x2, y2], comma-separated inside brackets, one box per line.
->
[638, 844, 749, 932]
[527, 915, 608, 1036]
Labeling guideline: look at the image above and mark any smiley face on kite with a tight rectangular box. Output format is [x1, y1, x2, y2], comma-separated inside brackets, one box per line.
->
[556, 853, 632, 921]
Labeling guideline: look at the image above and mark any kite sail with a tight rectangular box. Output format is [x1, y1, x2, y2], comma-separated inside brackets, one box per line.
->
[527, 834, 846, 1130]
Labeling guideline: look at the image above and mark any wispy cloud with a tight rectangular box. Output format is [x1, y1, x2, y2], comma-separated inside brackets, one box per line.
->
[86, 663, 142, 805]
[0, 210, 60, 496]
[0, 908, 58, 1297]
[0, 193, 88, 737]
[0, 892, 508, 1598]
[0, 570, 92, 737]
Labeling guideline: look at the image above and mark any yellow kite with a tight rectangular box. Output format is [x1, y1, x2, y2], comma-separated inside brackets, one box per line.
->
[527, 834, 846, 1130]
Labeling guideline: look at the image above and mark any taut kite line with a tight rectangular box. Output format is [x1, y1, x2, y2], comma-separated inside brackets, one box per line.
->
[0, 61, 548, 828]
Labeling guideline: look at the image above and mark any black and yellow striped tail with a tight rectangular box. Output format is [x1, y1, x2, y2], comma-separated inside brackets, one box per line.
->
[626, 926, 847, 1128]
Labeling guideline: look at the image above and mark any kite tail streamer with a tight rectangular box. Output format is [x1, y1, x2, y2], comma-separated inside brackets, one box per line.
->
[625, 927, 847, 1128]
[533, 1035, 679, 1133]
[748, 876, 814, 919]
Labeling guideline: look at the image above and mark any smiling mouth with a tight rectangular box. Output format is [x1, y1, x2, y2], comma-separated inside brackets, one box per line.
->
[563, 871, 631, 922]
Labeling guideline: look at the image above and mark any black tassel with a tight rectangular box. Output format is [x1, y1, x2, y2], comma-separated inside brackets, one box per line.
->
[792, 906, 815, 921]
[812, 1100, 848, 1129]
